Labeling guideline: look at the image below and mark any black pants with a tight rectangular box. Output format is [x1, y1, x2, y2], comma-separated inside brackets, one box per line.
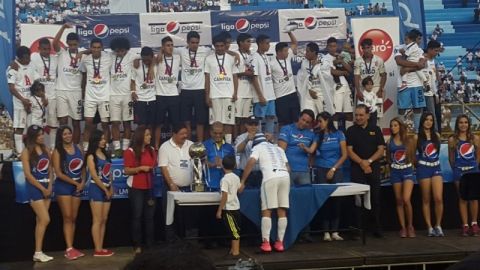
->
[129, 188, 156, 248]
[351, 164, 381, 233]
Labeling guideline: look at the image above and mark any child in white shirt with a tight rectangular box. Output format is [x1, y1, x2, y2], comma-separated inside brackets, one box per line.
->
[28, 80, 48, 127]
[358, 76, 381, 126]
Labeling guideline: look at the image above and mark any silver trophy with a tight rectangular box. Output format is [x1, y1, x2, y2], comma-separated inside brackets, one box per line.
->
[189, 142, 207, 192]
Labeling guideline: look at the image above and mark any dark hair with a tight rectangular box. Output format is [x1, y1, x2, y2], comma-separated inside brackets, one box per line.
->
[30, 80, 45, 96]
[300, 109, 315, 121]
[306, 42, 319, 55]
[84, 129, 110, 170]
[222, 155, 236, 170]
[25, 125, 48, 167]
[417, 111, 440, 154]
[236, 33, 252, 45]
[426, 40, 441, 50]
[390, 117, 408, 149]
[212, 34, 225, 45]
[256, 34, 270, 45]
[327, 37, 337, 45]
[275, 42, 289, 53]
[355, 104, 369, 114]
[316, 112, 337, 149]
[187, 31, 200, 41]
[360, 38, 372, 48]
[38, 38, 51, 47]
[409, 29, 423, 39]
[161, 36, 173, 45]
[141, 46, 154, 57]
[16, 46, 30, 58]
[362, 76, 374, 87]
[172, 123, 188, 134]
[90, 38, 103, 47]
[219, 31, 232, 41]
[130, 126, 154, 164]
[110, 37, 130, 51]
[66, 32, 79, 42]
[452, 114, 474, 146]
[55, 126, 74, 172]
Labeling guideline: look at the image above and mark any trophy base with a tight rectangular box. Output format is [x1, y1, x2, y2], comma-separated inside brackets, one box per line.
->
[191, 182, 205, 192]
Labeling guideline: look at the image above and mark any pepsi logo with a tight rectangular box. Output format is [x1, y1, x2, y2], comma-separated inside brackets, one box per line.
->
[102, 163, 112, 179]
[166, 21, 180, 35]
[393, 150, 406, 163]
[93, 24, 109, 39]
[36, 158, 50, 175]
[69, 158, 83, 175]
[304, 17, 317, 30]
[459, 143, 475, 160]
[235, 18, 250, 33]
[424, 143, 438, 158]
[358, 29, 394, 62]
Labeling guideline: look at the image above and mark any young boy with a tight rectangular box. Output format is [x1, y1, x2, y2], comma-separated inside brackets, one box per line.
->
[28, 81, 48, 127]
[216, 155, 241, 256]
[358, 76, 381, 126]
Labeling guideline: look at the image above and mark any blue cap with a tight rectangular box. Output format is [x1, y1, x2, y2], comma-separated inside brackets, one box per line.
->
[252, 133, 267, 147]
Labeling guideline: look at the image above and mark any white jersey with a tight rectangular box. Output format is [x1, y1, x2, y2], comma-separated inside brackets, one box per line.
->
[56, 48, 83, 91]
[270, 49, 296, 98]
[250, 142, 289, 182]
[353, 54, 385, 87]
[422, 58, 438, 97]
[131, 61, 156, 102]
[237, 50, 253, 98]
[6, 61, 40, 108]
[204, 53, 239, 98]
[323, 53, 349, 86]
[29, 95, 46, 125]
[80, 52, 112, 102]
[156, 54, 181, 96]
[358, 91, 377, 113]
[175, 46, 212, 90]
[30, 52, 58, 100]
[298, 59, 335, 114]
[404, 42, 424, 87]
[251, 52, 275, 102]
[110, 50, 136, 96]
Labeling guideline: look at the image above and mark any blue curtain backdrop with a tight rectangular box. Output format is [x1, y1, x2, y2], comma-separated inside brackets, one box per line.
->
[392, 0, 427, 47]
[0, 0, 15, 115]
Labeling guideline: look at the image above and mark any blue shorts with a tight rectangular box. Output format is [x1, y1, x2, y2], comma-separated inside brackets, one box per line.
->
[453, 167, 479, 182]
[254, 100, 276, 118]
[397, 86, 426, 109]
[27, 181, 49, 202]
[54, 178, 82, 197]
[390, 167, 415, 184]
[89, 182, 110, 202]
[416, 164, 442, 180]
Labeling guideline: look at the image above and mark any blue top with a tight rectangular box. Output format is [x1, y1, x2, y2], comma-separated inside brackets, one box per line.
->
[96, 156, 112, 184]
[32, 153, 50, 180]
[61, 145, 83, 180]
[417, 140, 440, 163]
[279, 124, 317, 172]
[454, 139, 477, 168]
[203, 139, 235, 189]
[315, 130, 345, 168]
[388, 139, 408, 166]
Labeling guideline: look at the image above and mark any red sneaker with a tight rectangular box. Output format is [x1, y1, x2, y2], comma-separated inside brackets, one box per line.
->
[462, 225, 470, 237]
[399, 228, 407, 238]
[65, 248, 78, 260]
[471, 224, 479, 236]
[407, 226, 416, 238]
[260, 241, 271, 253]
[93, 249, 114, 257]
[273, 241, 284, 252]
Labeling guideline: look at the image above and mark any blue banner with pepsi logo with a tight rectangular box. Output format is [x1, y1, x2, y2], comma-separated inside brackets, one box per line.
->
[210, 10, 279, 42]
[392, 0, 427, 47]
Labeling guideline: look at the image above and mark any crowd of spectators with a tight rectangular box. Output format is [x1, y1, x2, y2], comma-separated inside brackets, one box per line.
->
[148, 0, 220, 12]
[345, 2, 388, 17]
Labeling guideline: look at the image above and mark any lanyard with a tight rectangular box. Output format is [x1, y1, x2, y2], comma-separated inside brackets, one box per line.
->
[164, 55, 173, 76]
[363, 56, 372, 75]
[92, 56, 101, 78]
[240, 51, 249, 61]
[114, 55, 124, 73]
[33, 96, 46, 119]
[214, 143, 224, 159]
[308, 61, 315, 78]
[276, 57, 288, 76]
[260, 53, 270, 75]
[142, 62, 152, 83]
[189, 49, 197, 67]
[68, 49, 78, 68]
[41, 55, 50, 77]
[215, 53, 226, 74]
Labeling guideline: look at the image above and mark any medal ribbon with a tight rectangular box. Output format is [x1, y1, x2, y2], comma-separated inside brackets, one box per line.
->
[215, 53, 226, 75]
[261, 53, 270, 75]
[69, 49, 78, 68]
[276, 57, 288, 76]
[164, 55, 173, 77]
[41, 55, 50, 77]
[189, 49, 197, 67]
[92, 56, 101, 78]
[114, 56, 124, 74]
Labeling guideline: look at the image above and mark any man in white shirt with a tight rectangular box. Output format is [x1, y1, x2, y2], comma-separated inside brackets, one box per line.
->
[251, 34, 276, 134]
[131, 47, 156, 130]
[7, 46, 40, 155]
[423, 40, 442, 131]
[270, 32, 299, 129]
[155, 36, 181, 149]
[205, 34, 239, 144]
[457, 56, 463, 74]
[80, 38, 112, 151]
[235, 33, 255, 136]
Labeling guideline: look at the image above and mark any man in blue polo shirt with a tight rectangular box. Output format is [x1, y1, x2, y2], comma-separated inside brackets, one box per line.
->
[278, 109, 318, 185]
[204, 121, 235, 190]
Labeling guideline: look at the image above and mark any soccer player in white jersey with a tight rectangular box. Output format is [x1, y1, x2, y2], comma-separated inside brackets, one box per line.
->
[354, 38, 386, 103]
[422, 40, 442, 131]
[30, 38, 58, 148]
[7, 46, 40, 155]
[177, 31, 211, 142]
[270, 31, 299, 129]
[154, 36, 182, 149]
[109, 37, 135, 157]
[323, 37, 354, 129]
[53, 23, 83, 145]
[205, 34, 239, 144]
[80, 38, 113, 151]
[235, 33, 254, 136]
[131, 47, 156, 130]
[251, 34, 276, 134]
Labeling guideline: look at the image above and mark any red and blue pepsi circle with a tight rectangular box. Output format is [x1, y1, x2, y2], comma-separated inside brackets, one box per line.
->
[453, 140, 478, 181]
[89, 157, 112, 202]
[388, 140, 415, 184]
[54, 145, 84, 197]
[27, 153, 51, 202]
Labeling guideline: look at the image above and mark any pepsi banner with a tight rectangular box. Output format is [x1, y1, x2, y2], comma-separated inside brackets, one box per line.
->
[64, 14, 141, 48]
[13, 159, 164, 204]
[0, 0, 15, 115]
[392, 0, 427, 47]
[210, 10, 280, 42]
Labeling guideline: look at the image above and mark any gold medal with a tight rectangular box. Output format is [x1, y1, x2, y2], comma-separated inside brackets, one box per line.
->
[284, 76, 289, 81]
[141, 83, 147, 89]
[93, 76, 101, 84]
[219, 73, 224, 80]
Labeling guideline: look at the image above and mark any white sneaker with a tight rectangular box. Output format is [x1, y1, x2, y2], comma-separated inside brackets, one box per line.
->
[33, 252, 53, 262]
[323, 232, 332, 241]
[331, 232, 344, 241]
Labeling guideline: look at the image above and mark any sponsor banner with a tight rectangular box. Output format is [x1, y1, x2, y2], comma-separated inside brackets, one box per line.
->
[139, 12, 212, 47]
[210, 10, 279, 42]
[278, 8, 347, 43]
[13, 159, 164, 204]
[0, 0, 15, 115]
[351, 17, 399, 133]
[392, 0, 427, 47]
[64, 14, 141, 48]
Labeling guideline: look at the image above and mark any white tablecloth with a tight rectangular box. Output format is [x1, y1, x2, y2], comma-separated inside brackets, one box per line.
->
[165, 182, 370, 225]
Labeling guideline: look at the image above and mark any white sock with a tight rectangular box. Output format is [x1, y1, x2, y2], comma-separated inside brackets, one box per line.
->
[34, 251, 43, 255]
[261, 217, 272, 242]
[225, 134, 232, 144]
[113, 140, 121, 150]
[345, 121, 353, 129]
[277, 217, 288, 242]
[121, 139, 130, 150]
[472, 222, 478, 225]
[14, 134, 24, 154]
[83, 142, 89, 152]
[49, 128, 57, 149]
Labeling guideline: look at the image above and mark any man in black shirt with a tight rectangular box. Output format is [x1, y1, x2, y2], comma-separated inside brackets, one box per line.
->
[346, 104, 385, 237]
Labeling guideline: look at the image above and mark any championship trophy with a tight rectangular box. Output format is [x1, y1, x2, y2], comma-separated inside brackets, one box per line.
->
[189, 142, 207, 192]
